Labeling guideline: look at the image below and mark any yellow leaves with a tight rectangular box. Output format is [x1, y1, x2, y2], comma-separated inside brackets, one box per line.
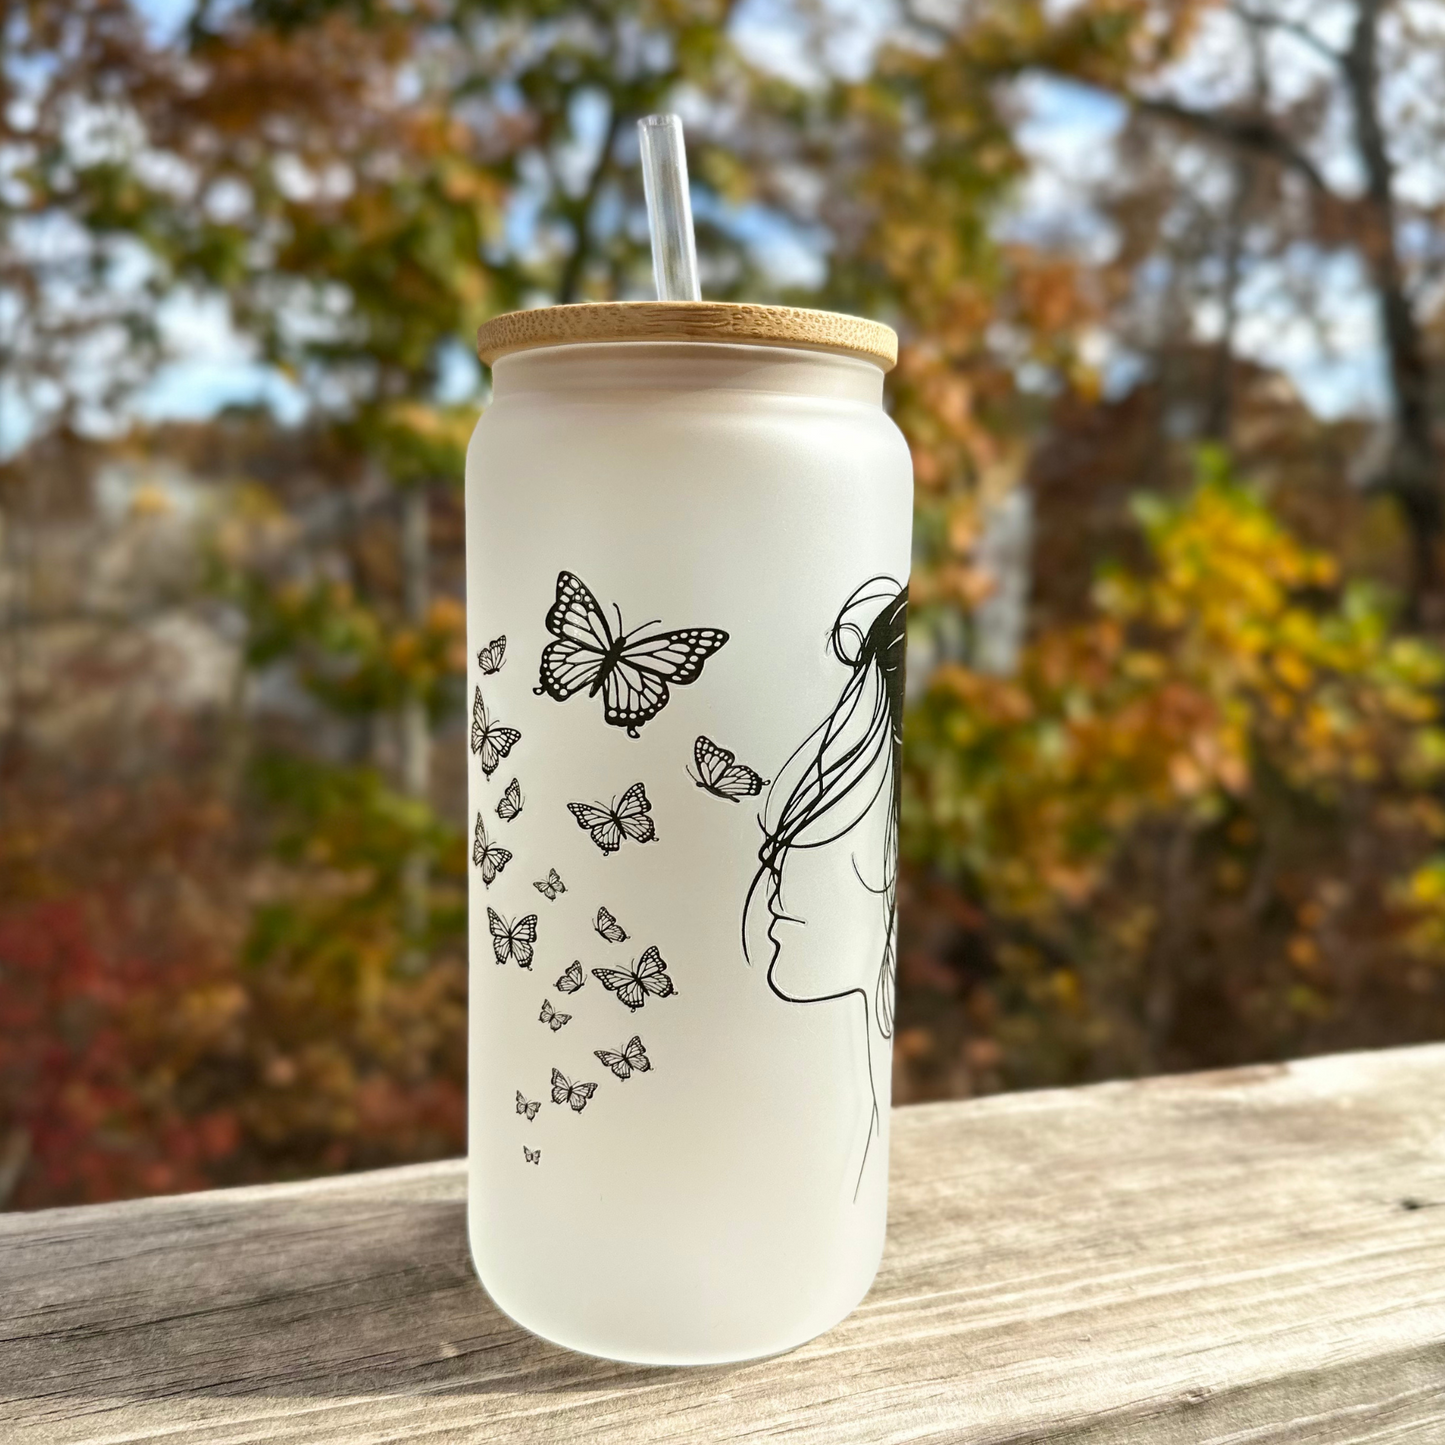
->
[364, 403, 473, 486]
[1271, 644, 1313, 694]
[1116, 473, 1338, 668]
[1407, 858, 1445, 907]
[383, 597, 464, 686]
[128, 482, 173, 519]
[437, 160, 502, 209]
[1089, 474, 1445, 797]
[907, 467, 1445, 936]
[1400, 856, 1445, 958]
[1050, 968, 1082, 1013]
[428, 595, 465, 632]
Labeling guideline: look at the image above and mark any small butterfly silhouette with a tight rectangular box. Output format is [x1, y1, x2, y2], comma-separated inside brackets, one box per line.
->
[471, 814, 512, 887]
[533, 868, 566, 901]
[555, 962, 585, 995]
[534, 571, 729, 738]
[523, 1145, 541, 1164]
[477, 636, 507, 674]
[471, 688, 521, 778]
[515, 1090, 540, 1122]
[550, 1068, 598, 1113]
[568, 782, 656, 855]
[592, 946, 676, 1012]
[594, 1035, 651, 1081]
[594, 906, 628, 943]
[496, 778, 523, 822]
[690, 734, 769, 802]
[539, 998, 571, 1032]
[487, 908, 537, 968]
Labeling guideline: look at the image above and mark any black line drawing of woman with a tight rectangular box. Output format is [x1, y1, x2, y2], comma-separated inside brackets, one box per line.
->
[743, 575, 907, 1197]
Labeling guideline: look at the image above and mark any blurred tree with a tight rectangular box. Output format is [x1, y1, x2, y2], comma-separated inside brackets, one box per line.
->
[173, 0, 787, 968]
[944, 0, 1445, 615]
[901, 458, 1445, 1095]
[1, 0, 817, 1203]
[6, 0, 1445, 1206]
[1, 1, 185, 444]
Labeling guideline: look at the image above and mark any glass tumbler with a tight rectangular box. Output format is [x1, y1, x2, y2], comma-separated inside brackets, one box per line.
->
[465, 301, 912, 1364]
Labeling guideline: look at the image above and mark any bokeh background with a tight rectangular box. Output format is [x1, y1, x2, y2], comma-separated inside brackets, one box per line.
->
[5, 0, 1445, 1209]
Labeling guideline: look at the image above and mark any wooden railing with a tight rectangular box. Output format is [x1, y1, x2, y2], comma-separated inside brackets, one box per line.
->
[3, 1044, 1444, 1443]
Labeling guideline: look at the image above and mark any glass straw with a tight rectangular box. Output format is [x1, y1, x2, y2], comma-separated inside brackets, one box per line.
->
[638, 114, 701, 302]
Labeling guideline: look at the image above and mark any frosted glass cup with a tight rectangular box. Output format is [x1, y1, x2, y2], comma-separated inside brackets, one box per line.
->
[465, 302, 912, 1364]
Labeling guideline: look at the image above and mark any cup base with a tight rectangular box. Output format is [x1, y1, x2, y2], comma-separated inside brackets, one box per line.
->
[468, 1243, 879, 1367]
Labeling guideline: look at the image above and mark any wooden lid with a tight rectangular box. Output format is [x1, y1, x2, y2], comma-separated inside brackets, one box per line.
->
[476, 301, 897, 371]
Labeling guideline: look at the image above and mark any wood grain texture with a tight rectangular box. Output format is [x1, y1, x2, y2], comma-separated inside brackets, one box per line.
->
[3, 1045, 1444, 1444]
[475, 301, 899, 369]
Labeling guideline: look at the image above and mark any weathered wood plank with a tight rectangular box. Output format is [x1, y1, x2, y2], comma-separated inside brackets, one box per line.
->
[2, 1045, 1444, 1444]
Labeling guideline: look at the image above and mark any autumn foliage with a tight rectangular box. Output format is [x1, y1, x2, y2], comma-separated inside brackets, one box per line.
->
[3, 0, 1444, 1206]
[901, 463, 1445, 1093]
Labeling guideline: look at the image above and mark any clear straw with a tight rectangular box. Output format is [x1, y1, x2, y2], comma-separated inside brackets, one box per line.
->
[638, 114, 701, 302]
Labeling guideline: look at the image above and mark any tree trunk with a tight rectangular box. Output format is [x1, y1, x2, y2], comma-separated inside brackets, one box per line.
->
[399, 483, 430, 974]
[556, 103, 625, 305]
[1206, 21, 1267, 445]
[1205, 157, 1250, 443]
[1342, 0, 1440, 616]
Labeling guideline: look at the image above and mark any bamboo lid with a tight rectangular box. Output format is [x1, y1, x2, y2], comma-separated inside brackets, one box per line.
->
[476, 301, 897, 372]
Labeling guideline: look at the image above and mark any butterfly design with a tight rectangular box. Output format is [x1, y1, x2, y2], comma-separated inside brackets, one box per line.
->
[496, 778, 523, 822]
[555, 962, 585, 995]
[471, 687, 521, 778]
[592, 946, 676, 1012]
[550, 1067, 598, 1113]
[471, 814, 512, 887]
[523, 1145, 541, 1164]
[534, 571, 729, 738]
[539, 998, 571, 1032]
[594, 1035, 651, 1081]
[594, 906, 628, 944]
[477, 635, 507, 674]
[690, 734, 769, 802]
[533, 868, 566, 901]
[515, 1090, 540, 1122]
[488, 908, 537, 968]
[568, 782, 656, 855]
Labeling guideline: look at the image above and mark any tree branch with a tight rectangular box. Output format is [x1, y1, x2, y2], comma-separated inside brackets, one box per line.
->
[556, 100, 625, 305]
[1231, 4, 1343, 66]
[1132, 95, 1333, 196]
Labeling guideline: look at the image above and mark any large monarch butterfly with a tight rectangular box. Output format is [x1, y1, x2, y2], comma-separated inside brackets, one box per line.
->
[534, 571, 729, 737]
